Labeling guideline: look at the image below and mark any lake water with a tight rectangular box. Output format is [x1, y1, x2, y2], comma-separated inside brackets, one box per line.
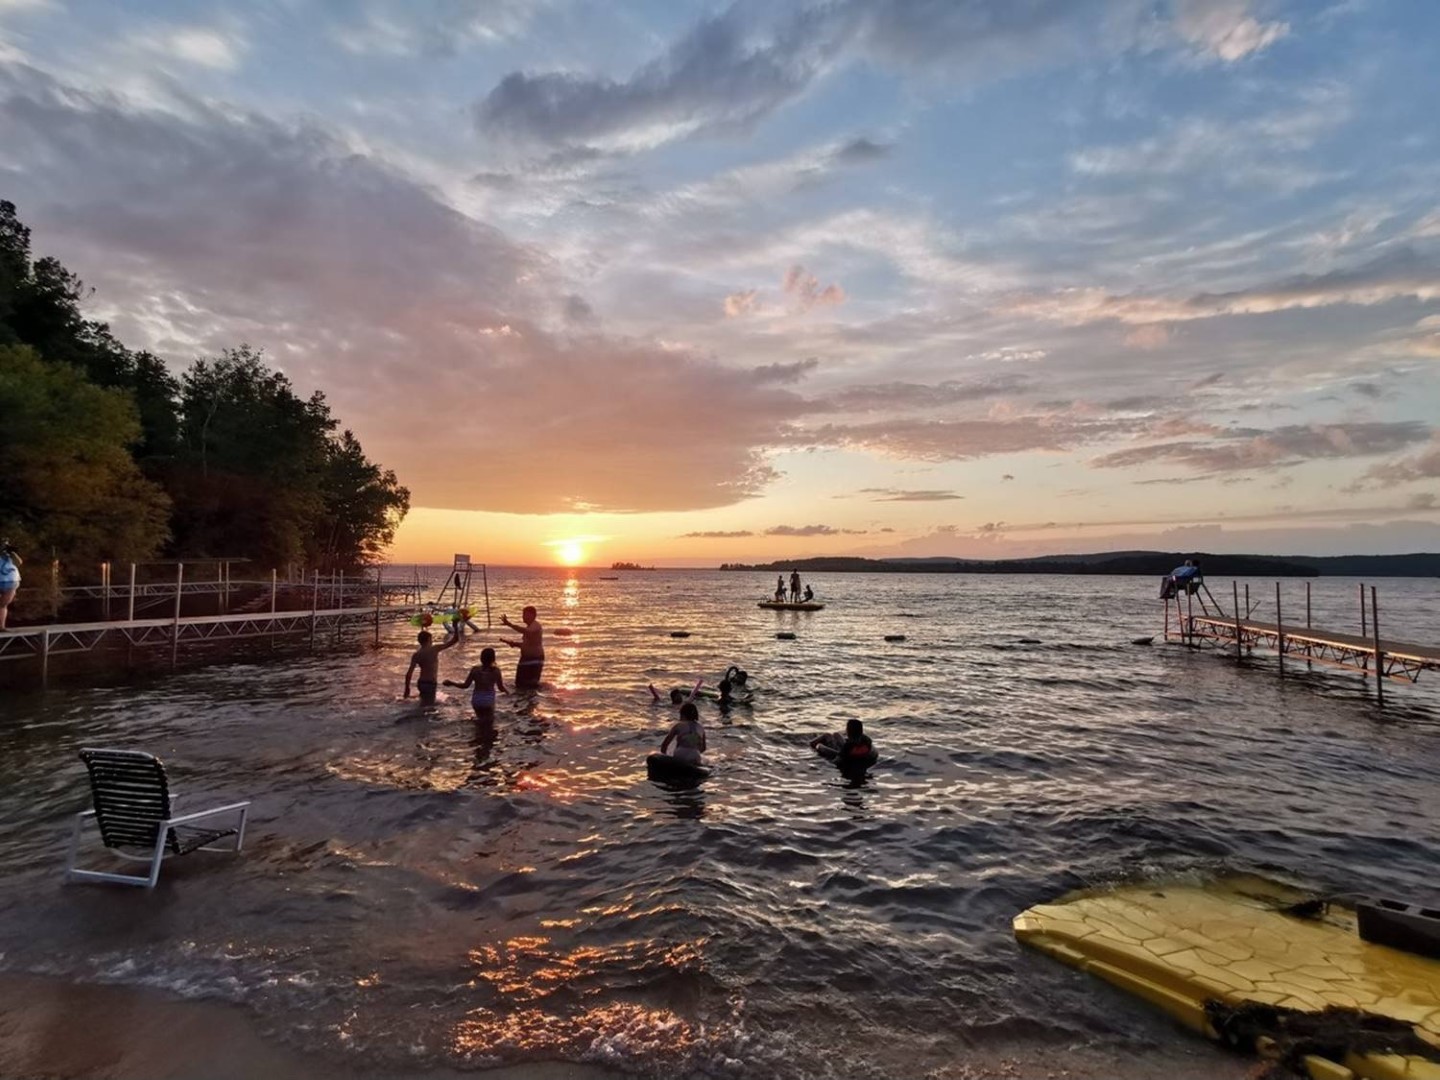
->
[1, 570, 1437, 1078]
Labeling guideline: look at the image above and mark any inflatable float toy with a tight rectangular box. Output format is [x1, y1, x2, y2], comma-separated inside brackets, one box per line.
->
[758, 600, 825, 611]
[409, 609, 465, 628]
[646, 753, 710, 783]
[1014, 875, 1440, 1080]
[812, 733, 879, 771]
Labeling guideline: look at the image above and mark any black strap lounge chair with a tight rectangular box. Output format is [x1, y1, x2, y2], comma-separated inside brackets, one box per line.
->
[64, 748, 250, 888]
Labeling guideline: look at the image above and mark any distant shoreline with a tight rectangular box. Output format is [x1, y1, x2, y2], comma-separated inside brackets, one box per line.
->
[717, 551, 1440, 577]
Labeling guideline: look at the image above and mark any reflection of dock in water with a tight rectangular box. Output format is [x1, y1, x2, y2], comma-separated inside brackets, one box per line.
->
[1164, 580, 1440, 704]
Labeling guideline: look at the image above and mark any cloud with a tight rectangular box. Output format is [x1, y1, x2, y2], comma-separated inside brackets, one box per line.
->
[793, 411, 1123, 461]
[833, 137, 889, 164]
[1093, 421, 1432, 473]
[474, 5, 848, 152]
[782, 264, 845, 310]
[858, 488, 965, 501]
[1001, 473, 1015, 481]
[1009, 250, 1440, 327]
[752, 358, 819, 384]
[765, 524, 865, 536]
[816, 374, 1031, 412]
[679, 530, 755, 538]
[154, 28, 245, 70]
[1359, 434, 1440, 485]
[472, 0, 1250, 155]
[0, 64, 810, 515]
[1172, 0, 1288, 62]
[1123, 323, 1171, 349]
[723, 289, 759, 317]
[333, 0, 543, 57]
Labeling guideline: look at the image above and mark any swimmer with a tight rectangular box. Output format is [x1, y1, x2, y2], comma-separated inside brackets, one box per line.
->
[444, 646, 509, 718]
[660, 701, 706, 766]
[813, 718, 874, 765]
[500, 605, 545, 690]
[650, 678, 703, 706]
[404, 630, 459, 706]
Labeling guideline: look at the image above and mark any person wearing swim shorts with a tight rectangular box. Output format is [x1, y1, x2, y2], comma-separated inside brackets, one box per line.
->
[0, 539, 21, 631]
[445, 646, 508, 719]
[501, 605, 545, 690]
[404, 629, 458, 706]
[661, 702, 706, 766]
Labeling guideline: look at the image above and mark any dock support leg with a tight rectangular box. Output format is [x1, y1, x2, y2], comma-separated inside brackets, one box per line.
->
[310, 570, 319, 651]
[1305, 581, 1312, 671]
[172, 563, 184, 669]
[41, 628, 49, 687]
[1275, 582, 1284, 679]
[1359, 583, 1369, 677]
[1371, 586, 1384, 708]
[1232, 582, 1242, 661]
[374, 569, 382, 646]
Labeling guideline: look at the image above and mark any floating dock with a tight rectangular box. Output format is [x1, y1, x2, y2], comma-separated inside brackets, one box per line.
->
[1165, 580, 1440, 704]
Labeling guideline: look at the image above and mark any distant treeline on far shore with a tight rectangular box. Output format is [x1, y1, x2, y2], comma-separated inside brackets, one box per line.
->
[720, 552, 1440, 577]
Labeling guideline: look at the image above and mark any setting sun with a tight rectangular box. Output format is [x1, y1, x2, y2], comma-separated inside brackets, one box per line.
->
[554, 540, 586, 567]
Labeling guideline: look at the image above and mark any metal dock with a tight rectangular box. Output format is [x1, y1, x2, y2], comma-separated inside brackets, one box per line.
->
[1165, 580, 1440, 704]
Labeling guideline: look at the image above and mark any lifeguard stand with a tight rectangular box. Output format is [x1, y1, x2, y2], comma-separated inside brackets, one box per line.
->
[431, 554, 491, 629]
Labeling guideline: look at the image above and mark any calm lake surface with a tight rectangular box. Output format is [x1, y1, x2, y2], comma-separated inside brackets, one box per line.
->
[1, 570, 1437, 1077]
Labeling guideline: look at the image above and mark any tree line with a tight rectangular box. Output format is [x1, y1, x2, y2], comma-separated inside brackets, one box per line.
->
[0, 200, 409, 586]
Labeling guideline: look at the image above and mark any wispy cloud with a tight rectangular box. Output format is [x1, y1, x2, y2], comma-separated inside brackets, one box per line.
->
[679, 530, 755, 539]
[1093, 421, 1432, 473]
[857, 488, 965, 501]
[1172, 0, 1289, 62]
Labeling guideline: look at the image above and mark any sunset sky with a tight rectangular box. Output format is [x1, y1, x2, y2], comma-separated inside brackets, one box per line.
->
[3, 0, 1439, 566]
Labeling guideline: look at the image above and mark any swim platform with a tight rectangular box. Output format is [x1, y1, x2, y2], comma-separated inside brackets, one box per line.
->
[1013, 875, 1440, 1080]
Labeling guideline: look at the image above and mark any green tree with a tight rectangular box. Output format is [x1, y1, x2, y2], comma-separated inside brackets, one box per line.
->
[311, 429, 411, 571]
[0, 345, 170, 568]
[0, 200, 180, 469]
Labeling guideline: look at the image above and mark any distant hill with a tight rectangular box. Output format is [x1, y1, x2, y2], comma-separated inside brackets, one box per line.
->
[719, 551, 1440, 577]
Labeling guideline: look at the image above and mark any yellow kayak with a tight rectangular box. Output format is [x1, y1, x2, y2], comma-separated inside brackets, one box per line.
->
[1013, 876, 1440, 1080]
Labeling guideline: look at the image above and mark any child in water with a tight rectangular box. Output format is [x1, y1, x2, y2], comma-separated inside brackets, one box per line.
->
[661, 702, 706, 765]
[649, 679, 702, 706]
[813, 718, 874, 765]
[444, 646, 509, 718]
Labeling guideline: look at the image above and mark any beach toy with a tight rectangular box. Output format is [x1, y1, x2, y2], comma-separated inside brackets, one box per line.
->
[813, 733, 878, 771]
[646, 753, 710, 783]
[1015, 876, 1440, 1080]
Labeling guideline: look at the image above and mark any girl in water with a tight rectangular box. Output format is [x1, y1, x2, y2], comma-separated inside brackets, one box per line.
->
[444, 646, 509, 718]
[660, 702, 706, 765]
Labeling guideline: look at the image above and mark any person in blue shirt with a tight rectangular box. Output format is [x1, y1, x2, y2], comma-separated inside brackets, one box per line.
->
[0, 539, 21, 631]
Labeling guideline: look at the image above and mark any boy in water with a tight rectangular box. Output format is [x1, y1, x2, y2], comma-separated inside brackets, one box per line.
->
[501, 605, 545, 689]
[404, 629, 458, 706]
[660, 701, 707, 765]
[649, 679, 703, 706]
[445, 646, 508, 719]
[813, 718, 874, 765]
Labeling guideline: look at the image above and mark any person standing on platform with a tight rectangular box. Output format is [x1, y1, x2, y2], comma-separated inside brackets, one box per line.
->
[0, 539, 20, 630]
[789, 569, 801, 603]
[501, 605, 545, 690]
[774, 574, 786, 602]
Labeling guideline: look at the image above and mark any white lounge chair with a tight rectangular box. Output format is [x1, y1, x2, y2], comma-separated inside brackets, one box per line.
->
[64, 748, 250, 888]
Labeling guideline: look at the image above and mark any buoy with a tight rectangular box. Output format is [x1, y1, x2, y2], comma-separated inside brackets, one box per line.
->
[420, 612, 434, 628]
[884, 634, 906, 642]
[670, 631, 691, 638]
[1017, 637, 1041, 644]
[552, 627, 574, 637]
[1132, 636, 1155, 646]
[776, 632, 796, 640]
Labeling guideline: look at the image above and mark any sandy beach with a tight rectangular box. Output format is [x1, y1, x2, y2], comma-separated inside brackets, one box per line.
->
[0, 971, 1249, 1080]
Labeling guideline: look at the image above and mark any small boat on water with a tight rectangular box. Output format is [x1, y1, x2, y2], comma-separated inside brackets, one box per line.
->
[758, 600, 825, 611]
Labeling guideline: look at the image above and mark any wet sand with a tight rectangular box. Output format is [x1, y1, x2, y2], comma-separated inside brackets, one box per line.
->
[0, 973, 1246, 1080]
